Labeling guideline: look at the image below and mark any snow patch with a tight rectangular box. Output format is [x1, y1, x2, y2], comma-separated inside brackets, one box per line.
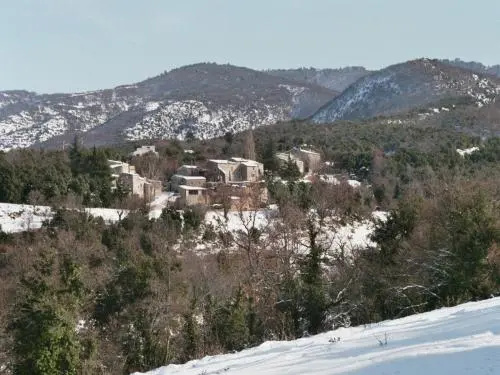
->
[456, 147, 479, 156]
[133, 297, 500, 375]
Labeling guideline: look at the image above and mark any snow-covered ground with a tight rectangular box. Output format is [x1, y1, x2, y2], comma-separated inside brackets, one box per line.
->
[0, 203, 53, 233]
[0, 200, 385, 259]
[0, 203, 128, 233]
[202, 208, 386, 255]
[148, 192, 178, 219]
[133, 297, 500, 375]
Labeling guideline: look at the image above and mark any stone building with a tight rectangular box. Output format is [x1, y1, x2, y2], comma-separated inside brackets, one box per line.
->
[177, 186, 209, 207]
[118, 173, 162, 201]
[169, 175, 207, 193]
[108, 160, 162, 201]
[206, 157, 264, 184]
[290, 147, 321, 172]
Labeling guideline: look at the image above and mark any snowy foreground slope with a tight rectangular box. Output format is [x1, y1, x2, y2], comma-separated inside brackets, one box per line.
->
[133, 297, 500, 375]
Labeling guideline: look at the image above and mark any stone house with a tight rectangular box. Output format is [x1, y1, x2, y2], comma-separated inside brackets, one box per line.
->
[108, 160, 162, 201]
[118, 173, 162, 201]
[290, 147, 321, 172]
[109, 160, 136, 176]
[169, 175, 206, 193]
[177, 186, 209, 207]
[206, 157, 264, 184]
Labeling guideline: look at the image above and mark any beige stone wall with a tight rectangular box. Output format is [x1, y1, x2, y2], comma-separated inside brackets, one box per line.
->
[304, 153, 321, 172]
[289, 150, 321, 172]
[244, 165, 263, 182]
[118, 173, 162, 201]
[207, 160, 263, 183]
[179, 188, 209, 207]
[170, 175, 206, 192]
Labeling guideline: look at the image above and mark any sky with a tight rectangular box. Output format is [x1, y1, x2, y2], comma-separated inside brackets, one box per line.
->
[1, 0, 499, 93]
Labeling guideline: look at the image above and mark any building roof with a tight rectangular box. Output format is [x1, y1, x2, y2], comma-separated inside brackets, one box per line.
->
[171, 174, 206, 181]
[179, 165, 198, 169]
[276, 152, 302, 162]
[108, 159, 126, 166]
[241, 161, 262, 167]
[297, 148, 320, 156]
[276, 152, 290, 159]
[209, 159, 233, 164]
[178, 185, 206, 191]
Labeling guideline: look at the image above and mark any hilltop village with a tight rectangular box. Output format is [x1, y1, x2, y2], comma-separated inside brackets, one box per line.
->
[108, 143, 360, 211]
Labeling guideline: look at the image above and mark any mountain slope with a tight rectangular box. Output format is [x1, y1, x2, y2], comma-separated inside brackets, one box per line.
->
[312, 59, 500, 124]
[0, 63, 338, 150]
[266, 67, 370, 92]
[442, 58, 500, 77]
[133, 297, 500, 375]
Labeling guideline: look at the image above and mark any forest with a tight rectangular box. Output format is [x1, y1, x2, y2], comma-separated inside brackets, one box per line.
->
[1, 119, 500, 374]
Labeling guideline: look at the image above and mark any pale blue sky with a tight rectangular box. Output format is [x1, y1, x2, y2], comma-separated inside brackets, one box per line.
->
[1, 0, 499, 93]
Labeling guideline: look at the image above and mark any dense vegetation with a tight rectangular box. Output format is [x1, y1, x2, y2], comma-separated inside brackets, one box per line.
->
[2, 114, 500, 374]
[0, 142, 118, 207]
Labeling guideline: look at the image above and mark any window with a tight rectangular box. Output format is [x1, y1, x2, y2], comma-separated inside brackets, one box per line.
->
[188, 190, 199, 196]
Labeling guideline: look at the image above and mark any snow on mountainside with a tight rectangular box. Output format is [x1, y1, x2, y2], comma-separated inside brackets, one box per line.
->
[0, 89, 138, 150]
[266, 67, 371, 92]
[124, 100, 288, 141]
[312, 59, 500, 124]
[0, 63, 337, 150]
[133, 297, 500, 375]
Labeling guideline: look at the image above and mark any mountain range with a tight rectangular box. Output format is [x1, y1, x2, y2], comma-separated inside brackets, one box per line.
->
[312, 59, 500, 123]
[0, 58, 499, 151]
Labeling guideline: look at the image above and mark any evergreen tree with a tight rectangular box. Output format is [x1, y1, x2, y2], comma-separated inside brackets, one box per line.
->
[9, 252, 83, 375]
[243, 130, 256, 161]
[427, 190, 500, 305]
[299, 219, 328, 335]
[280, 159, 301, 181]
[261, 139, 280, 173]
[181, 299, 200, 361]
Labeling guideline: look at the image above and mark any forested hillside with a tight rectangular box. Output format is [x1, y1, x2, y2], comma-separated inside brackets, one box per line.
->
[1, 111, 500, 374]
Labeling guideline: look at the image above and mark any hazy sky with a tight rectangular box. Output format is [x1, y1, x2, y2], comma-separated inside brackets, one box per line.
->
[1, 0, 499, 93]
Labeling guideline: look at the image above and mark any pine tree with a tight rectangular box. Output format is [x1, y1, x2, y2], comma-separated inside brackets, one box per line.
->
[261, 139, 279, 172]
[281, 159, 301, 181]
[9, 252, 83, 375]
[299, 219, 328, 335]
[243, 130, 256, 161]
[181, 299, 200, 361]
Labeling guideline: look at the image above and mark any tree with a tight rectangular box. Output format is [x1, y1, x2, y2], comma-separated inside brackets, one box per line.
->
[261, 139, 280, 173]
[280, 159, 301, 181]
[185, 131, 195, 143]
[9, 252, 83, 375]
[223, 132, 234, 157]
[298, 216, 328, 335]
[424, 188, 500, 305]
[0, 155, 19, 202]
[243, 130, 256, 161]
